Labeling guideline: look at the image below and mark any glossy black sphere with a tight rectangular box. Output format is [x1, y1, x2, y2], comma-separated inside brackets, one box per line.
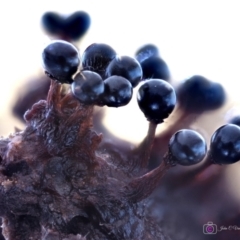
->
[105, 56, 142, 87]
[63, 11, 91, 40]
[210, 124, 240, 164]
[42, 40, 80, 84]
[42, 11, 91, 40]
[72, 71, 104, 104]
[81, 43, 117, 76]
[137, 79, 176, 124]
[229, 116, 240, 127]
[177, 75, 226, 113]
[102, 76, 133, 107]
[169, 129, 207, 166]
[135, 44, 159, 63]
[41, 12, 62, 35]
[140, 56, 170, 81]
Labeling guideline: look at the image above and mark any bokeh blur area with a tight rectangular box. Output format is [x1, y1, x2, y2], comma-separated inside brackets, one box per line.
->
[1, 0, 240, 138]
[1, 1, 240, 239]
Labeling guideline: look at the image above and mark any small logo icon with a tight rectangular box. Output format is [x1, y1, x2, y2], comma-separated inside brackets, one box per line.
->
[203, 221, 217, 234]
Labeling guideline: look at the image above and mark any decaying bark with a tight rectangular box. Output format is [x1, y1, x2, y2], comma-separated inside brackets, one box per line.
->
[0, 81, 169, 240]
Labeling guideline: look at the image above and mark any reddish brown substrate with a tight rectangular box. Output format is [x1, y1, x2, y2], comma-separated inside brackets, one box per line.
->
[0, 80, 170, 240]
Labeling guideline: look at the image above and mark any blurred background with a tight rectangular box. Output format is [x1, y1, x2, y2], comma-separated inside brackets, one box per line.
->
[1, 1, 240, 239]
[1, 0, 240, 139]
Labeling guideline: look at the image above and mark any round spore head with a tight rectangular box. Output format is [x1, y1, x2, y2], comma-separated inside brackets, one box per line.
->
[72, 71, 104, 104]
[140, 56, 170, 81]
[176, 75, 226, 113]
[41, 12, 63, 35]
[169, 129, 207, 166]
[137, 79, 176, 124]
[105, 56, 142, 87]
[210, 124, 240, 164]
[41, 11, 91, 41]
[81, 43, 117, 77]
[229, 116, 240, 127]
[135, 44, 159, 63]
[63, 11, 91, 40]
[101, 76, 133, 107]
[42, 40, 80, 84]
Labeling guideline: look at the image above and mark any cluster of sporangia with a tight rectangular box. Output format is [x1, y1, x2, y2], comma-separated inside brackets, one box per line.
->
[43, 39, 240, 166]
[0, 38, 238, 240]
[1, 17, 240, 239]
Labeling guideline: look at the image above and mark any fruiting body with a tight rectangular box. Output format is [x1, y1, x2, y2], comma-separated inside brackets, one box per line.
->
[42, 40, 80, 84]
[135, 43, 159, 63]
[63, 11, 91, 40]
[210, 124, 240, 164]
[105, 56, 142, 87]
[8, 8, 240, 238]
[72, 70, 104, 104]
[177, 75, 226, 113]
[8, 35, 240, 240]
[42, 11, 91, 40]
[168, 129, 207, 166]
[102, 76, 133, 107]
[42, 12, 62, 35]
[137, 79, 176, 123]
[229, 116, 240, 126]
[81, 43, 117, 76]
[140, 56, 170, 81]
